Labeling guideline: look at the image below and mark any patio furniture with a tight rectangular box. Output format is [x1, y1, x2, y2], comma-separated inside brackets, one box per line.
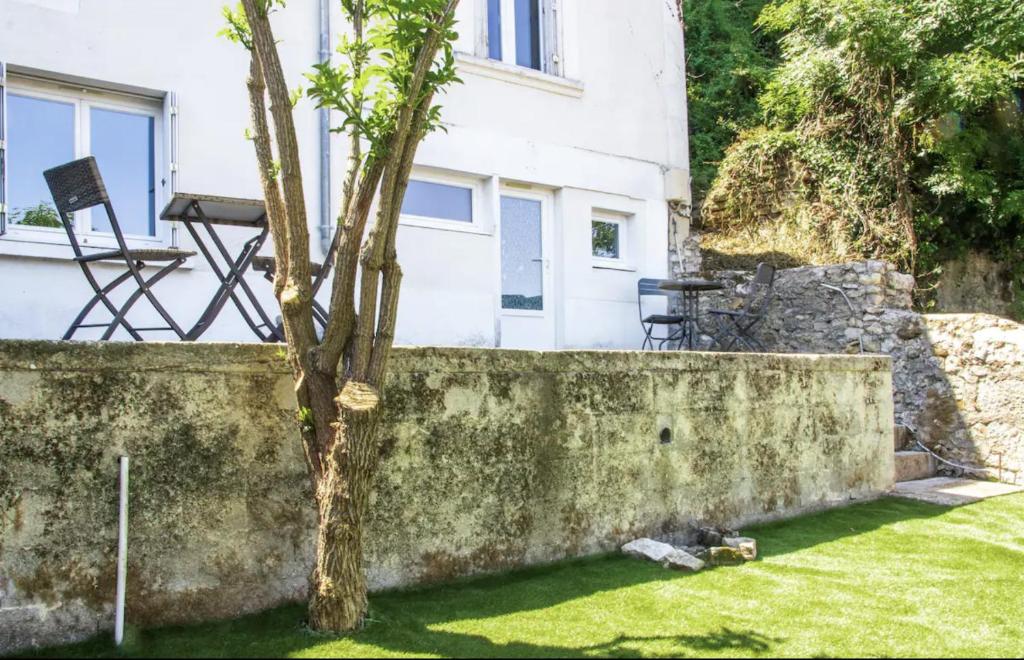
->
[708, 263, 776, 352]
[250, 225, 338, 334]
[638, 278, 685, 350]
[656, 277, 728, 350]
[160, 193, 281, 342]
[44, 157, 196, 341]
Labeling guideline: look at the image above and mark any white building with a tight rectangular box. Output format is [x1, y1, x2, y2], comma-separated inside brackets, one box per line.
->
[0, 0, 691, 349]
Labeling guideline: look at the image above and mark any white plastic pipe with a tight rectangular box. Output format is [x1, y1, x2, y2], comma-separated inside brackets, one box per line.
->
[114, 456, 129, 646]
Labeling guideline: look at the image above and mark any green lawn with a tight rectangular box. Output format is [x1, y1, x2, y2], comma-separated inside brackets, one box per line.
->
[24, 494, 1024, 658]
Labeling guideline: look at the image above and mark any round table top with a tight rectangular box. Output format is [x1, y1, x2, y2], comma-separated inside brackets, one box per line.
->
[657, 278, 727, 292]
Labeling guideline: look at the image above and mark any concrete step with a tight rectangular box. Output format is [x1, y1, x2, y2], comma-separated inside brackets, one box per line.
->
[895, 451, 937, 482]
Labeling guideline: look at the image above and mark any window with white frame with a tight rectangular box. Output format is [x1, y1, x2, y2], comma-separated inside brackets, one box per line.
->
[400, 171, 486, 232]
[591, 212, 629, 266]
[486, 0, 560, 75]
[1, 74, 163, 243]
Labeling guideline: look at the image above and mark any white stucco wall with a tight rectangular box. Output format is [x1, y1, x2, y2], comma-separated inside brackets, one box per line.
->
[0, 0, 690, 349]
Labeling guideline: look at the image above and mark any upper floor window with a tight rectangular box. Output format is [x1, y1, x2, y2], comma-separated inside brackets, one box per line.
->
[2, 75, 162, 241]
[487, 0, 559, 75]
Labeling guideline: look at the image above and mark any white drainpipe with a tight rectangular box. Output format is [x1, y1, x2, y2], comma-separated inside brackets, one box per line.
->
[318, 0, 333, 256]
[114, 456, 129, 646]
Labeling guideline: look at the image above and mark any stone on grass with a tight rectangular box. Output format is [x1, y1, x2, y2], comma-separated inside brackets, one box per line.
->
[723, 536, 757, 561]
[707, 546, 747, 566]
[621, 538, 676, 563]
[661, 549, 705, 572]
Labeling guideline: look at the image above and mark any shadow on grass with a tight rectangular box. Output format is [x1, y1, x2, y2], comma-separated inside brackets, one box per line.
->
[21, 497, 952, 659]
[745, 495, 952, 560]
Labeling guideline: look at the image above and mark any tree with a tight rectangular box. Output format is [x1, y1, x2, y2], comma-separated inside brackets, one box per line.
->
[221, 0, 461, 632]
[679, 0, 777, 211]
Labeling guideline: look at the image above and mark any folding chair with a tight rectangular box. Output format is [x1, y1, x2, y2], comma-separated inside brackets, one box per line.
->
[708, 263, 777, 352]
[638, 278, 687, 350]
[44, 157, 196, 341]
[251, 228, 337, 336]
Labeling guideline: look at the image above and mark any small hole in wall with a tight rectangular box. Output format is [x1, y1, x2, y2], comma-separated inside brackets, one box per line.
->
[660, 427, 672, 444]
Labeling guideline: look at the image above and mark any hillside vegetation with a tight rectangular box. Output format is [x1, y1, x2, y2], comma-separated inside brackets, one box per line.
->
[684, 0, 1024, 312]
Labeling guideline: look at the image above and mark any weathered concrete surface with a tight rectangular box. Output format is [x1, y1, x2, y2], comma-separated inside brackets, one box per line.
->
[894, 451, 936, 483]
[893, 477, 1024, 506]
[0, 341, 894, 653]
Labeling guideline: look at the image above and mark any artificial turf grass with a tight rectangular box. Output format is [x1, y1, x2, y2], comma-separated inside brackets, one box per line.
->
[22, 494, 1024, 659]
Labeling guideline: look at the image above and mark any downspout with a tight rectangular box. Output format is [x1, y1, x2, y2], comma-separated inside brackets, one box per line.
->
[318, 0, 333, 256]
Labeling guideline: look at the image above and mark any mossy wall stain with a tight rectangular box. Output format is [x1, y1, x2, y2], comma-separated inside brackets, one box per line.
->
[0, 340, 893, 654]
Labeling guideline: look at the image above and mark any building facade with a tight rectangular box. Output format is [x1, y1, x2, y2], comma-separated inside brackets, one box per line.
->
[0, 0, 691, 349]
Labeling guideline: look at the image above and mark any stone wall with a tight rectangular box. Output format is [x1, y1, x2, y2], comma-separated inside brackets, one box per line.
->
[0, 341, 893, 653]
[699, 260, 916, 354]
[697, 261, 1024, 484]
[893, 315, 1024, 485]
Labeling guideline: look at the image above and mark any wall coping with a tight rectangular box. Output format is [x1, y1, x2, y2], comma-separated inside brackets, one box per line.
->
[0, 340, 892, 375]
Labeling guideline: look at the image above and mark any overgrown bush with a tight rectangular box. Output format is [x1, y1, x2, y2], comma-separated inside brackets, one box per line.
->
[699, 0, 1024, 310]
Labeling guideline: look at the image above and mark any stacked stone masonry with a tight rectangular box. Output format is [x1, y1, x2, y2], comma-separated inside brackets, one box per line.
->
[699, 261, 1023, 485]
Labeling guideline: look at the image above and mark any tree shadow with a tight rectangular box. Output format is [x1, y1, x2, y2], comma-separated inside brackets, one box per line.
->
[23, 498, 952, 659]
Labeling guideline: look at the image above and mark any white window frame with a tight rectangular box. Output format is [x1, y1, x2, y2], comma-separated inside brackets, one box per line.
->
[591, 210, 631, 270]
[0, 74, 166, 253]
[483, 0, 562, 76]
[399, 169, 490, 236]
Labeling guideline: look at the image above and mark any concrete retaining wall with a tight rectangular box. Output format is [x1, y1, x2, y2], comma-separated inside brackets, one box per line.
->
[0, 341, 894, 652]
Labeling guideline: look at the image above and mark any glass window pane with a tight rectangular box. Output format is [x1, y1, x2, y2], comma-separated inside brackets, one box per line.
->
[401, 179, 473, 223]
[501, 196, 543, 310]
[8, 93, 74, 229]
[90, 107, 155, 236]
[515, 0, 541, 70]
[592, 220, 620, 259]
[488, 0, 502, 61]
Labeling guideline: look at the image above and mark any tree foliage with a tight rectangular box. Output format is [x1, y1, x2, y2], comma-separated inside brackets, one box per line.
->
[702, 0, 1024, 302]
[682, 0, 777, 205]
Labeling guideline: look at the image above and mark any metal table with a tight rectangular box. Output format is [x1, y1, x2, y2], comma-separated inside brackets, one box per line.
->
[657, 278, 726, 350]
[160, 193, 282, 342]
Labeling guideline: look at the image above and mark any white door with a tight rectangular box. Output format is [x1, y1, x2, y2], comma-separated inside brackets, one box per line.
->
[498, 189, 556, 349]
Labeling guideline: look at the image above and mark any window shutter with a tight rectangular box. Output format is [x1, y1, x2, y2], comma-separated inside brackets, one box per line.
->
[0, 61, 7, 236]
[166, 90, 179, 247]
[542, 0, 561, 76]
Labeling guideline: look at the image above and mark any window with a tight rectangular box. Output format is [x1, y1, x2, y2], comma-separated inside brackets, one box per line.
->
[399, 171, 487, 234]
[1, 74, 162, 244]
[487, 0, 559, 74]
[402, 180, 473, 223]
[591, 212, 629, 267]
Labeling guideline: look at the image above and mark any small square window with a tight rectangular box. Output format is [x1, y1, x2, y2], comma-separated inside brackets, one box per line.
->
[592, 219, 621, 259]
[401, 179, 474, 223]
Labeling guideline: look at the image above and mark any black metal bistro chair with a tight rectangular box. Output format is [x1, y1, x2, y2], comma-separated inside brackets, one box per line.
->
[251, 228, 336, 336]
[44, 157, 196, 341]
[638, 278, 687, 350]
[708, 263, 777, 352]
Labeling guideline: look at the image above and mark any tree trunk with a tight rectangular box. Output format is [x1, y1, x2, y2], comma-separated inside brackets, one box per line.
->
[307, 381, 381, 632]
